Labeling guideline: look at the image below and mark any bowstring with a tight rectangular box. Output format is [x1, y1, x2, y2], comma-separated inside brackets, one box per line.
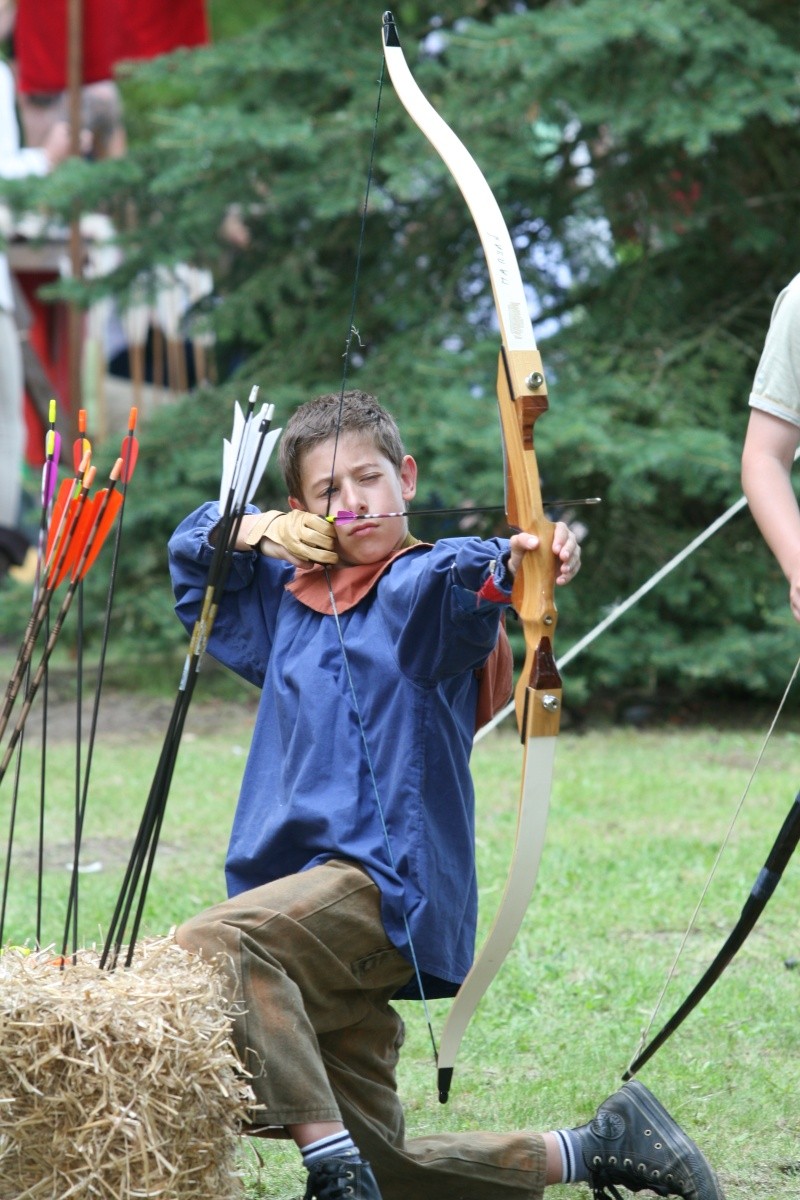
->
[326, 579, 439, 1063]
[323, 53, 440, 1063]
[629, 648, 800, 1065]
[324, 59, 385, 515]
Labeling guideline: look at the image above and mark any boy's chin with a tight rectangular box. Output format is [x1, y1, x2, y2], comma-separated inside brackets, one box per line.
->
[337, 537, 405, 567]
[337, 548, 384, 566]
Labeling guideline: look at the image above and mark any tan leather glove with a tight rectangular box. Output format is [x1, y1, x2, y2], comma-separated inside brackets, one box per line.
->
[244, 510, 338, 565]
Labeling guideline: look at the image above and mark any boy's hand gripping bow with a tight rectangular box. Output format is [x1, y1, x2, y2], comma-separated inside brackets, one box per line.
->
[382, 12, 562, 1102]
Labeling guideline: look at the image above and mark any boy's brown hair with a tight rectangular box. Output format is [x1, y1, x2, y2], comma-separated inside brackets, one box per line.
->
[279, 390, 406, 499]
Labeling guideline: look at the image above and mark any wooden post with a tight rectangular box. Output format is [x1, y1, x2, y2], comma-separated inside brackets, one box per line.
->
[66, 0, 83, 445]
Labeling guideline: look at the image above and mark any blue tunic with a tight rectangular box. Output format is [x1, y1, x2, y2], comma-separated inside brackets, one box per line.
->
[168, 503, 512, 997]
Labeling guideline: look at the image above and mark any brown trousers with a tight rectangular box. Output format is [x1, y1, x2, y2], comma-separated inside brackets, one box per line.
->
[176, 859, 547, 1200]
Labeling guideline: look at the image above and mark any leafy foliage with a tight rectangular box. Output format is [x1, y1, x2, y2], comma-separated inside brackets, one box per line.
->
[7, 0, 799, 707]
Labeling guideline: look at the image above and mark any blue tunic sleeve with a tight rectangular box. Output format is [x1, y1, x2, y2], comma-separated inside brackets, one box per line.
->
[168, 501, 294, 688]
[385, 536, 512, 683]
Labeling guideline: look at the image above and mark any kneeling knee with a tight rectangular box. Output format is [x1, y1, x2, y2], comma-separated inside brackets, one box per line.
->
[175, 911, 219, 959]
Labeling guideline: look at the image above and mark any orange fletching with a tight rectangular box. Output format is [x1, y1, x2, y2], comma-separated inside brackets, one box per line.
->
[77, 489, 123, 581]
[52, 494, 97, 588]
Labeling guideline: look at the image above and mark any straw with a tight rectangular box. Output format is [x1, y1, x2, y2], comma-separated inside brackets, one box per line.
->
[0, 936, 252, 1198]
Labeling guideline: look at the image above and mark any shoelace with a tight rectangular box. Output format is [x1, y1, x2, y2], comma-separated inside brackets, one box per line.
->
[591, 1183, 626, 1200]
[306, 1160, 357, 1200]
[590, 1164, 672, 1200]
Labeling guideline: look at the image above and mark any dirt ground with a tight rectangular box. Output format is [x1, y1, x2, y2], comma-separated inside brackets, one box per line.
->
[31, 687, 258, 745]
[0, 645, 259, 746]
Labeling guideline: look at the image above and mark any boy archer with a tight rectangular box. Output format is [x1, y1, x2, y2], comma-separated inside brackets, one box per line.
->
[169, 390, 724, 1200]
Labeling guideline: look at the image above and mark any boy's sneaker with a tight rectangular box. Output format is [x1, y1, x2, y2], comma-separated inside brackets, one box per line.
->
[303, 1150, 383, 1200]
[575, 1080, 725, 1199]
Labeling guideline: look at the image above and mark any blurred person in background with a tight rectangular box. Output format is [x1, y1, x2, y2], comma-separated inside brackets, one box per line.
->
[0, 0, 72, 576]
[742, 273, 800, 624]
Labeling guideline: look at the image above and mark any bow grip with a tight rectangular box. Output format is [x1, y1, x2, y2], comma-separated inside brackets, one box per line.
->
[497, 347, 562, 737]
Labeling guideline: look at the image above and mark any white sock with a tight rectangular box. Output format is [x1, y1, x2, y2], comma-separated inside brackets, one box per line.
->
[554, 1128, 590, 1184]
[301, 1131, 358, 1167]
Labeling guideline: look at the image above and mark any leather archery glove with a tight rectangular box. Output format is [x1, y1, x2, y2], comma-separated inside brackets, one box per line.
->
[244, 510, 338, 565]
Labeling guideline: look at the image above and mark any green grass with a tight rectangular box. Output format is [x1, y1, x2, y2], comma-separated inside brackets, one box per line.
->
[1, 688, 798, 1199]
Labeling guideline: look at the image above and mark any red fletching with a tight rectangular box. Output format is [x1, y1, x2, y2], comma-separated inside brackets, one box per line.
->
[119, 420, 139, 484]
[46, 462, 95, 588]
[44, 496, 82, 589]
[76, 489, 123, 581]
[73, 435, 92, 473]
[52, 493, 97, 588]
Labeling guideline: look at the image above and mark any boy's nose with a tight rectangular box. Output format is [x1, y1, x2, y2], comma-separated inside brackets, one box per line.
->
[339, 481, 366, 512]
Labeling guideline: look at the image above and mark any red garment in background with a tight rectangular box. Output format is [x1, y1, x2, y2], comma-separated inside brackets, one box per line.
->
[120, 0, 209, 64]
[13, 0, 209, 461]
[16, 0, 209, 93]
[16, 0, 119, 91]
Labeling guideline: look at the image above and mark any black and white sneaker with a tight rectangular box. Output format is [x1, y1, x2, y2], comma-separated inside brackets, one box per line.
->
[303, 1150, 383, 1200]
[575, 1080, 725, 1199]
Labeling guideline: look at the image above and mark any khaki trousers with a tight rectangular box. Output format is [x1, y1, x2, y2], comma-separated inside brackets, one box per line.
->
[176, 859, 546, 1200]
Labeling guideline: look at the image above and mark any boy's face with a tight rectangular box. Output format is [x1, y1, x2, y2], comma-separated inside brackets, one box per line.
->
[290, 432, 417, 566]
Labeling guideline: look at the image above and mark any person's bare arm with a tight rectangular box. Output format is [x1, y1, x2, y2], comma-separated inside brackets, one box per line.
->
[742, 408, 800, 621]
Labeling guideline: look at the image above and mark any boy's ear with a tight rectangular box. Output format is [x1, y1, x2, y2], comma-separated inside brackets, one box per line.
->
[400, 455, 418, 502]
[288, 496, 304, 512]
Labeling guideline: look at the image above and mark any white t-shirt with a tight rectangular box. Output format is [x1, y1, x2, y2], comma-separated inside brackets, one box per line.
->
[749, 273, 800, 429]
[0, 60, 49, 312]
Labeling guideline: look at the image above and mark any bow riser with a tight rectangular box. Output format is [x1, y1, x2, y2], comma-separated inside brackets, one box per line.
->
[496, 349, 561, 735]
[499, 348, 550, 526]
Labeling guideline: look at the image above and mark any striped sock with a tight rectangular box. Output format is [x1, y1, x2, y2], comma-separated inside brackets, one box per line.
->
[301, 1131, 359, 1167]
[554, 1128, 589, 1184]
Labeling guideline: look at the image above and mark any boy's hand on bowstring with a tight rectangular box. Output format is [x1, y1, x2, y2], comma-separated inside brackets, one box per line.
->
[243, 510, 339, 567]
[508, 521, 581, 586]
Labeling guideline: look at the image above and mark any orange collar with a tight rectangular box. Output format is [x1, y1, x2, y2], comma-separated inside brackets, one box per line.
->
[285, 535, 425, 614]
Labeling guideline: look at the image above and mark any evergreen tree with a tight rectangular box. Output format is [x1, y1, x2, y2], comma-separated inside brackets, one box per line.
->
[7, 1, 798, 709]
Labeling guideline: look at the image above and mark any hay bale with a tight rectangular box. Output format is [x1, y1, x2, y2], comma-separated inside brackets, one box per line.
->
[0, 936, 253, 1199]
